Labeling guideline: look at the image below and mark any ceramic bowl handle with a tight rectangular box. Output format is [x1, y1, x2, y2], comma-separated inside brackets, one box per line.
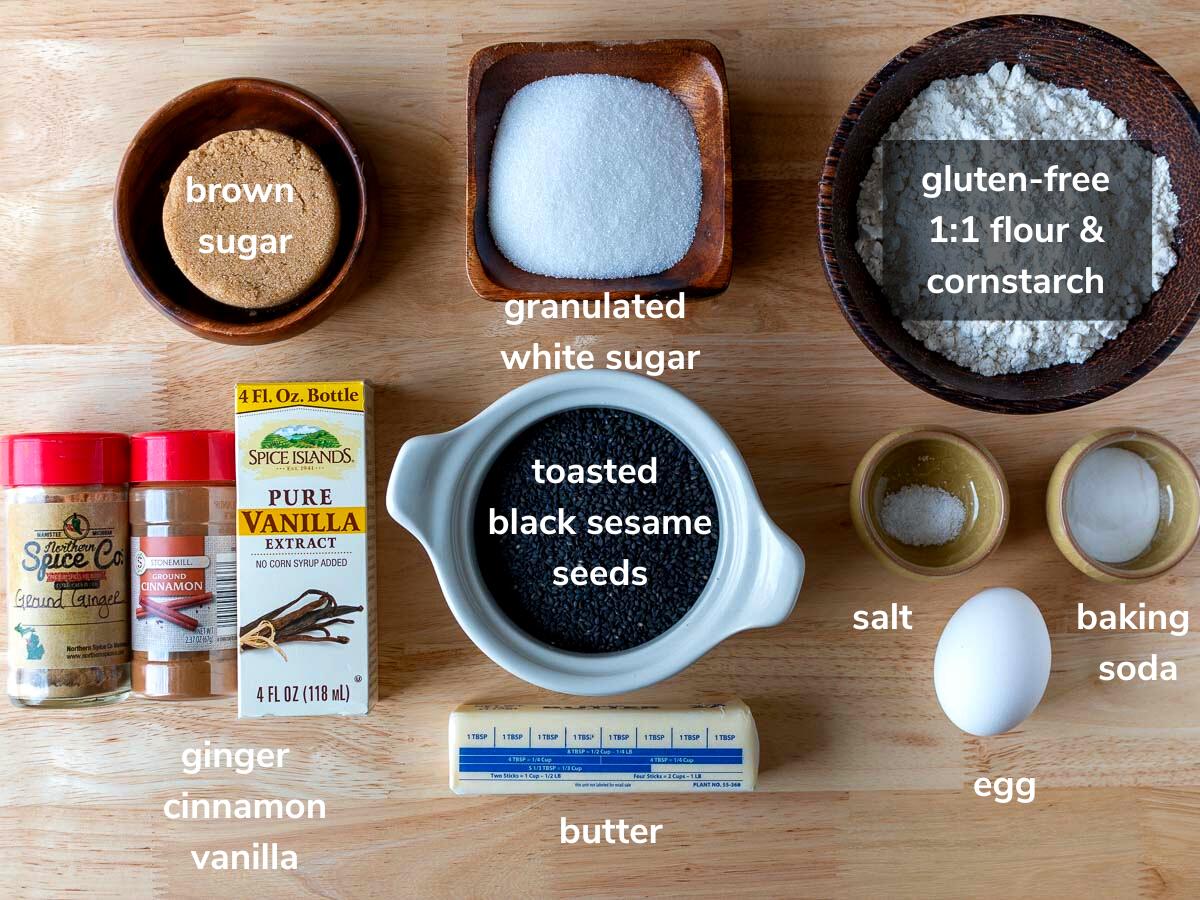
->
[386, 433, 449, 546]
[733, 520, 804, 633]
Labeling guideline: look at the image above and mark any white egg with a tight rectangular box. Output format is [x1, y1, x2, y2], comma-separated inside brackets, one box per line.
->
[934, 587, 1051, 736]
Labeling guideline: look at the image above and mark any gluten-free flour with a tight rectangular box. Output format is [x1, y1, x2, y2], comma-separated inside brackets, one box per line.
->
[856, 63, 1180, 375]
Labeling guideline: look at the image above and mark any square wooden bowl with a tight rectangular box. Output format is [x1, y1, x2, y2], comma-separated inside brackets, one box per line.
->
[466, 39, 732, 301]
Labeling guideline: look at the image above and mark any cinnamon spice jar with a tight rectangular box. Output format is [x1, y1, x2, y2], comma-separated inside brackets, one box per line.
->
[130, 431, 236, 700]
[3, 432, 131, 707]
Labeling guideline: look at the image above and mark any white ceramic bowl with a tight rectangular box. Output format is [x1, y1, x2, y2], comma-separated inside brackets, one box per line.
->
[386, 370, 804, 695]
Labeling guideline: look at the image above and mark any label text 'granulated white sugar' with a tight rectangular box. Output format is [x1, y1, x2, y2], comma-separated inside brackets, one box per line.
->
[499, 292, 701, 378]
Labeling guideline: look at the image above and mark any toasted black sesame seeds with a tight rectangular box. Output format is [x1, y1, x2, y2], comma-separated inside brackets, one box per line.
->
[473, 407, 719, 653]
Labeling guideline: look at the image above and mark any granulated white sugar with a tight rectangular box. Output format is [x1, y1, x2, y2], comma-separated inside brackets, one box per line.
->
[488, 73, 702, 279]
[880, 484, 967, 547]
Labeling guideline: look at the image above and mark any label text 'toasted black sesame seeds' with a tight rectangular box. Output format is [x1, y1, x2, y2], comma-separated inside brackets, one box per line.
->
[487, 456, 715, 588]
[474, 408, 719, 653]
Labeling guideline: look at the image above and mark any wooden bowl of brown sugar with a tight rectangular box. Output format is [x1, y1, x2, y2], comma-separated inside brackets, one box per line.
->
[115, 78, 379, 344]
[818, 15, 1200, 413]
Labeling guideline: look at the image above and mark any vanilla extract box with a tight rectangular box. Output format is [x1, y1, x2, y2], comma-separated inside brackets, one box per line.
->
[235, 381, 376, 717]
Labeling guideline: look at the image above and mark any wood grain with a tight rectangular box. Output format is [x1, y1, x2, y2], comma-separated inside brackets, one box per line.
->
[2, 1, 1200, 898]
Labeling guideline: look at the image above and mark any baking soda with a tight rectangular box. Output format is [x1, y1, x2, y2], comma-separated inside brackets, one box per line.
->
[488, 74, 702, 279]
[1066, 446, 1161, 563]
[880, 484, 966, 547]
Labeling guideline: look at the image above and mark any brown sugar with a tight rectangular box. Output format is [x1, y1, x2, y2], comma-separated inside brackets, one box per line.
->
[162, 128, 340, 309]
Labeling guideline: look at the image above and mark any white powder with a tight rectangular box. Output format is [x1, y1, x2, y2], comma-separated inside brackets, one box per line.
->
[880, 484, 966, 546]
[1066, 446, 1161, 563]
[857, 63, 1180, 375]
[488, 74, 702, 279]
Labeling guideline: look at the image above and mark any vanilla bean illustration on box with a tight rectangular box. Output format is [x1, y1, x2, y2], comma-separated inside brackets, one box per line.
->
[240, 590, 364, 660]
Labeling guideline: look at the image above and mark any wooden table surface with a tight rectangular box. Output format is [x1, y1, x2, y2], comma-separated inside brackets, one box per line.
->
[3, 1, 1200, 897]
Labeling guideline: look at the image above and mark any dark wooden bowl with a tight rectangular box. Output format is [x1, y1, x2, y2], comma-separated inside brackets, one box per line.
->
[818, 16, 1200, 413]
[114, 78, 379, 344]
[467, 40, 732, 301]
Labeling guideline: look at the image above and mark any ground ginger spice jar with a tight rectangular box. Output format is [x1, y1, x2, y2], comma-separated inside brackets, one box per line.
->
[2, 432, 131, 707]
[130, 431, 237, 700]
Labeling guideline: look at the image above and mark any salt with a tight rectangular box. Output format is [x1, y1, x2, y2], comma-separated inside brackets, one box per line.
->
[880, 484, 966, 547]
[488, 74, 702, 279]
[1066, 446, 1160, 563]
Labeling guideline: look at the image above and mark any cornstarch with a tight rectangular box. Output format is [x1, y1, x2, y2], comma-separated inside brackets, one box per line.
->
[857, 63, 1180, 375]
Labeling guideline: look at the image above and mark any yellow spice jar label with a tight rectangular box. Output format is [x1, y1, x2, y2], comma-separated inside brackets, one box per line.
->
[6, 499, 130, 669]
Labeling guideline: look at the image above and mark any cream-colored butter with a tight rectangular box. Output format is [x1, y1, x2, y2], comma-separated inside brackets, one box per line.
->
[449, 700, 758, 794]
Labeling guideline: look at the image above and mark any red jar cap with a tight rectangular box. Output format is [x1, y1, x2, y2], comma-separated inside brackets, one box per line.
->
[131, 430, 235, 483]
[1, 432, 130, 487]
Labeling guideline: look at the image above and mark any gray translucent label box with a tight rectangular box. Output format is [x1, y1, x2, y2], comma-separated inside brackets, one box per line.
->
[878, 140, 1151, 321]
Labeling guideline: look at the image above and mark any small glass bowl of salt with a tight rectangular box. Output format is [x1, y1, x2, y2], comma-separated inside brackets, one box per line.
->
[850, 426, 1010, 580]
[1048, 429, 1200, 582]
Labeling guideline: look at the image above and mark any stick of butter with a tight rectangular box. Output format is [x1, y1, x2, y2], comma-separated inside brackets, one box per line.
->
[449, 700, 759, 794]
